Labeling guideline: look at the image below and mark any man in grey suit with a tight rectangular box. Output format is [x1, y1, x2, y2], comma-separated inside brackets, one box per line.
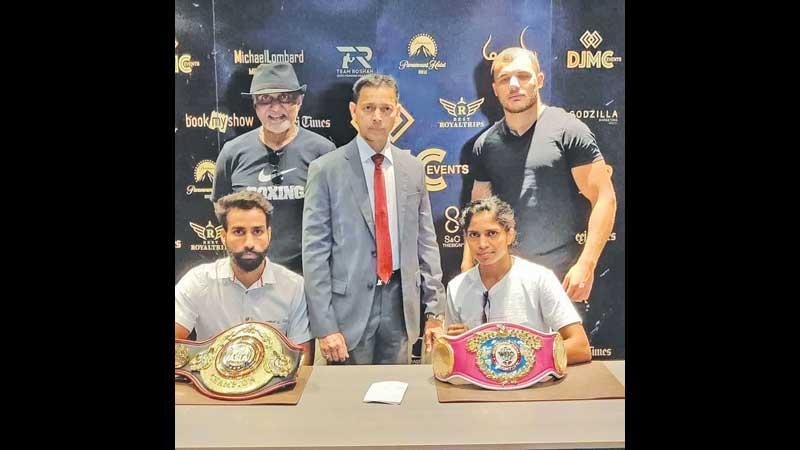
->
[302, 74, 445, 364]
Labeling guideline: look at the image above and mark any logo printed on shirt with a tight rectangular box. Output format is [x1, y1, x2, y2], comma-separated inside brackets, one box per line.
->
[257, 167, 298, 183]
[246, 185, 305, 201]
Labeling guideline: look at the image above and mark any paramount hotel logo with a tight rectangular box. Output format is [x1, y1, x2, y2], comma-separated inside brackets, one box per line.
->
[438, 97, 485, 128]
[398, 33, 446, 75]
[186, 160, 215, 198]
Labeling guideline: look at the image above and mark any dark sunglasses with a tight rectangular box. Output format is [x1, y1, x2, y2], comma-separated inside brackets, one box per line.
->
[253, 92, 301, 106]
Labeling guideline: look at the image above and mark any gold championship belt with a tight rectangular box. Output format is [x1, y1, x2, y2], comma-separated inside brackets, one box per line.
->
[174, 322, 305, 400]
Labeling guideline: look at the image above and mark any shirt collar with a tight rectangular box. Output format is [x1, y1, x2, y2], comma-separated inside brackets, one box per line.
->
[356, 134, 393, 166]
[468, 256, 518, 290]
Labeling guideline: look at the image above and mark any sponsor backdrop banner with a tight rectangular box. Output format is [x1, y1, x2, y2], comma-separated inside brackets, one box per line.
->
[175, 0, 625, 359]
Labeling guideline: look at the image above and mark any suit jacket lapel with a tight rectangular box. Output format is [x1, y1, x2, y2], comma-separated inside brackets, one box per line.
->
[344, 139, 376, 241]
[392, 146, 410, 245]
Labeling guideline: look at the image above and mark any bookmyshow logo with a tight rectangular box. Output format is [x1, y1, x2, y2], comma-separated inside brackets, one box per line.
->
[184, 111, 255, 133]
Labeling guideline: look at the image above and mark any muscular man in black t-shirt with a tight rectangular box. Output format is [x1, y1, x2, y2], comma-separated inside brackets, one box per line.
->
[463, 47, 617, 312]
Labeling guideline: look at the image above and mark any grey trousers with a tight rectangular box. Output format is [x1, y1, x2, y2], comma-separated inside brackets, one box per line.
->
[333, 273, 408, 365]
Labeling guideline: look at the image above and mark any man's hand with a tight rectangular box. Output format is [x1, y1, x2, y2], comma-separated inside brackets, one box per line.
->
[424, 319, 444, 353]
[446, 323, 468, 336]
[319, 332, 349, 362]
[562, 260, 596, 302]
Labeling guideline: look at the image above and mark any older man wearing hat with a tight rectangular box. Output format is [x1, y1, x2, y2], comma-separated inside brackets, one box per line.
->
[213, 62, 335, 275]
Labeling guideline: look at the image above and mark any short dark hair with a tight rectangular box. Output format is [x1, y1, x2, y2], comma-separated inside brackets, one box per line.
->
[214, 191, 273, 230]
[352, 74, 399, 103]
[460, 196, 518, 247]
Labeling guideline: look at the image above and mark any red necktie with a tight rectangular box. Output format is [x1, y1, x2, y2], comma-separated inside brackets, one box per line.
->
[372, 153, 392, 284]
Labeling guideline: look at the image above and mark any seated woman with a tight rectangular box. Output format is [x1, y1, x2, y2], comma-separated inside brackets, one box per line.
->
[440, 196, 591, 364]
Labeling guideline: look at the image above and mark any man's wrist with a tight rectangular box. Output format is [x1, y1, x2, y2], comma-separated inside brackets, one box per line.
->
[425, 312, 444, 322]
[575, 257, 598, 270]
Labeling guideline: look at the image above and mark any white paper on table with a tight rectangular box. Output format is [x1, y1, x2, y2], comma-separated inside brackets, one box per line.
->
[362, 381, 408, 405]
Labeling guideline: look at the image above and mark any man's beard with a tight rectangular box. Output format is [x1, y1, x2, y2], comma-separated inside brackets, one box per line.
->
[230, 247, 267, 272]
[501, 92, 537, 114]
[263, 117, 292, 134]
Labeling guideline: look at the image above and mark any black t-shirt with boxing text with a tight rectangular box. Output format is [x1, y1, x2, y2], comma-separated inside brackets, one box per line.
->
[213, 127, 335, 274]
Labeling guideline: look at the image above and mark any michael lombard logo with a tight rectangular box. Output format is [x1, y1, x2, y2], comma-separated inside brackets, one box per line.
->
[184, 111, 255, 132]
[398, 33, 447, 75]
[175, 39, 200, 74]
[186, 160, 215, 198]
[416, 148, 469, 192]
[234, 48, 305, 75]
[567, 31, 622, 69]
[442, 206, 464, 248]
[336, 46, 374, 78]
[350, 104, 415, 143]
[438, 97, 486, 128]
[575, 231, 617, 245]
[189, 221, 225, 252]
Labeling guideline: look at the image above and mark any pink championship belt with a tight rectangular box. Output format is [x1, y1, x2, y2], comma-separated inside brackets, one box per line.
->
[432, 322, 567, 390]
